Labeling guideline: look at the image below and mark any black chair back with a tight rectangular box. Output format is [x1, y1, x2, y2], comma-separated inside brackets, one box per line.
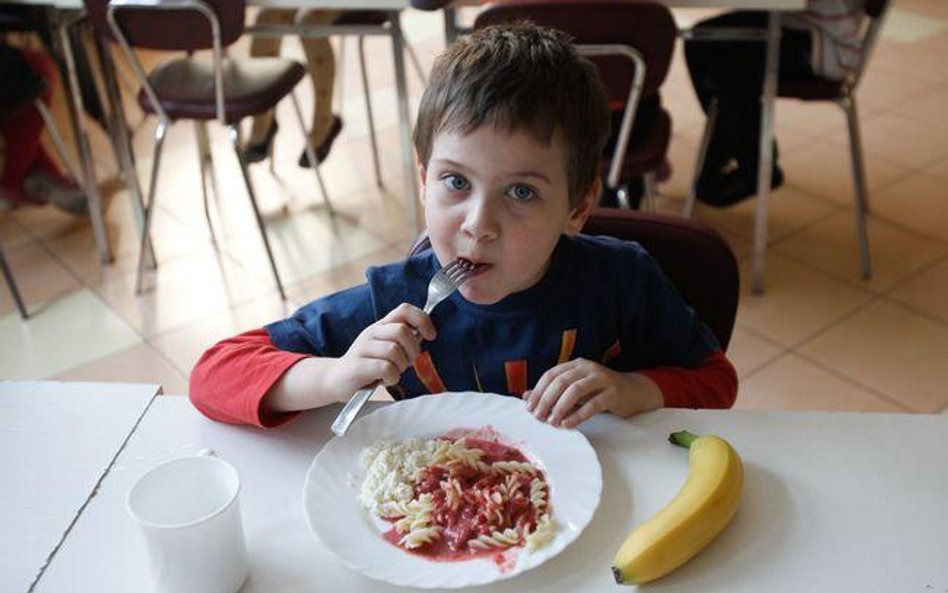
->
[83, 0, 245, 51]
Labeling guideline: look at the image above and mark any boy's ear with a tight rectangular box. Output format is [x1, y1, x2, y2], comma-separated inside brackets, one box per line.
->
[564, 177, 601, 235]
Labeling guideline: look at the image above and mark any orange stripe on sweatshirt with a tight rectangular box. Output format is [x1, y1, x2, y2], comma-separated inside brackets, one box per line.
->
[413, 351, 446, 394]
[505, 360, 527, 395]
[558, 329, 577, 364]
[603, 339, 621, 363]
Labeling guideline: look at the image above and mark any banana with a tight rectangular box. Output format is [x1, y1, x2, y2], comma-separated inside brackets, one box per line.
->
[611, 430, 744, 585]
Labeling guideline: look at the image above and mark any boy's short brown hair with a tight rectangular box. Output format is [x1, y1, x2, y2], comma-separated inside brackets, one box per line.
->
[413, 22, 611, 206]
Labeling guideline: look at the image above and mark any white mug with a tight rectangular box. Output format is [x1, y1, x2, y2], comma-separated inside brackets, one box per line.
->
[126, 450, 249, 593]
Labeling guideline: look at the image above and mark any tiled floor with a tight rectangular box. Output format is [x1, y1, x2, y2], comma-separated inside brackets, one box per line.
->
[1, 3, 946, 414]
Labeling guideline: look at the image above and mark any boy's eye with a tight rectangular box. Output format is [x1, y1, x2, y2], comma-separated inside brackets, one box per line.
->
[506, 184, 537, 202]
[441, 174, 470, 192]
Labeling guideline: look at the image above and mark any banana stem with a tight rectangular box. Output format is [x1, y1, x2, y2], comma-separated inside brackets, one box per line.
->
[669, 430, 700, 449]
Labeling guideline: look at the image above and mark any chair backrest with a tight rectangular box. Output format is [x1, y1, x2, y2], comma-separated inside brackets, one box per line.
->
[473, 0, 676, 101]
[83, 0, 245, 51]
[409, 208, 739, 350]
[581, 208, 739, 349]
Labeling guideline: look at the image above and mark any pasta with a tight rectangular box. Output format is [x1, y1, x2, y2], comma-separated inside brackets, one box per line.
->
[359, 432, 557, 558]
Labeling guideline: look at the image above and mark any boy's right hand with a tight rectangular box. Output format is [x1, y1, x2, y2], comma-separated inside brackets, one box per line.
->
[333, 303, 437, 397]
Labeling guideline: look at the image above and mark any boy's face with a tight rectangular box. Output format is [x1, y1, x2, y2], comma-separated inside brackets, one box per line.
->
[419, 125, 596, 305]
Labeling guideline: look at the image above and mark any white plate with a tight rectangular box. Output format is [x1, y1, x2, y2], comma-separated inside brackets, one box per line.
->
[302, 392, 603, 589]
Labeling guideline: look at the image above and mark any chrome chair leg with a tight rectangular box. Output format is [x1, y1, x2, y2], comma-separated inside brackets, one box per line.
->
[195, 121, 217, 244]
[289, 93, 334, 214]
[840, 95, 872, 280]
[34, 99, 83, 184]
[135, 118, 170, 294]
[228, 125, 287, 301]
[642, 172, 658, 211]
[684, 98, 718, 219]
[359, 36, 384, 188]
[0, 248, 29, 320]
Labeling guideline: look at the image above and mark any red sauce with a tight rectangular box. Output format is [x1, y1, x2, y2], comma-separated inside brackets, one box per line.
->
[382, 428, 549, 564]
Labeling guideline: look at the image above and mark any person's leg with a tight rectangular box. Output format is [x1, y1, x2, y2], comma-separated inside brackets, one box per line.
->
[246, 9, 297, 147]
[0, 47, 52, 205]
[297, 10, 344, 164]
[685, 11, 813, 204]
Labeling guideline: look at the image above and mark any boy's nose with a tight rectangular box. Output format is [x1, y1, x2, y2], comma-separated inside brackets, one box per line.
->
[461, 195, 499, 241]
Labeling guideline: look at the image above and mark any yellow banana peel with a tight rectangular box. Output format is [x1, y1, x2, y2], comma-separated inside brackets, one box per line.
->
[612, 430, 744, 585]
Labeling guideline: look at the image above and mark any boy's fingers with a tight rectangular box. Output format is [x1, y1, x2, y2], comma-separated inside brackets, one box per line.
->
[548, 377, 596, 425]
[383, 304, 437, 341]
[532, 365, 584, 422]
[560, 396, 605, 429]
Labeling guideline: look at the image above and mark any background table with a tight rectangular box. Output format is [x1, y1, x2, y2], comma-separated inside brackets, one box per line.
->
[31, 394, 948, 593]
[0, 381, 159, 593]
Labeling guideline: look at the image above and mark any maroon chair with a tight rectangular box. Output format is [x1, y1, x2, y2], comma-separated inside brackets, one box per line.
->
[83, 0, 335, 301]
[684, 0, 891, 282]
[410, 207, 739, 350]
[473, 0, 677, 209]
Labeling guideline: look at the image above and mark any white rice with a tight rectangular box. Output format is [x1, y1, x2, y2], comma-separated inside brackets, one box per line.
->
[358, 438, 444, 515]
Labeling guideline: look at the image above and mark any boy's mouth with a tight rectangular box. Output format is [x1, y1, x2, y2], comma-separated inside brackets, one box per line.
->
[457, 257, 490, 277]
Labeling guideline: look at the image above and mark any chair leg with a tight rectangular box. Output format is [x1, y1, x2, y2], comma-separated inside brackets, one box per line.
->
[0, 248, 29, 320]
[228, 125, 287, 301]
[135, 118, 170, 295]
[642, 172, 658, 211]
[684, 98, 718, 219]
[194, 122, 217, 245]
[840, 95, 872, 280]
[289, 93, 334, 214]
[34, 99, 83, 185]
[359, 36, 384, 188]
[403, 36, 427, 86]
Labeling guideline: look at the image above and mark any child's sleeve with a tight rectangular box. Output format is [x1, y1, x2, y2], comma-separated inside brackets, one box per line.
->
[189, 329, 309, 427]
[640, 350, 737, 409]
[190, 283, 379, 427]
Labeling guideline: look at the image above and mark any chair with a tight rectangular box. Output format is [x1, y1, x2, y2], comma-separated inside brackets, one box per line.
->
[0, 247, 29, 319]
[83, 0, 335, 301]
[683, 0, 892, 282]
[472, 0, 677, 209]
[409, 207, 739, 349]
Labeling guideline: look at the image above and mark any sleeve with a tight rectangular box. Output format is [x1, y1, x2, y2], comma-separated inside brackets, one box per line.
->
[640, 349, 738, 409]
[189, 329, 308, 428]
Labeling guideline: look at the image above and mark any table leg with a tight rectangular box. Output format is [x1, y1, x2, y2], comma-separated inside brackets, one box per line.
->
[51, 8, 113, 264]
[752, 12, 781, 294]
[388, 10, 421, 236]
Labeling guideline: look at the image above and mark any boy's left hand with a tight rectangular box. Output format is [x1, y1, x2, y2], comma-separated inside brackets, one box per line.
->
[523, 358, 663, 429]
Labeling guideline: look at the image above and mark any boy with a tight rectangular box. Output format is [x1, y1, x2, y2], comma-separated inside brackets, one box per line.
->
[190, 23, 737, 429]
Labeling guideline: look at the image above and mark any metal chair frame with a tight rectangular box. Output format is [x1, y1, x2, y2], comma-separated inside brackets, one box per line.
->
[682, 6, 891, 283]
[106, 0, 334, 300]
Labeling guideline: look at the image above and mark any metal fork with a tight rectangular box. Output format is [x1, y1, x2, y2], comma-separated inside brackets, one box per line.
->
[330, 258, 479, 437]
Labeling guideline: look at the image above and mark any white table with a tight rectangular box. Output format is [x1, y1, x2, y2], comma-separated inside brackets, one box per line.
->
[31, 394, 948, 593]
[0, 381, 160, 593]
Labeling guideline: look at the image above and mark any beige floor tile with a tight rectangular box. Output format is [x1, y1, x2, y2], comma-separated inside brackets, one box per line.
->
[0, 239, 81, 317]
[734, 253, 874, 347]
[773, 210, 948, 293]
[855, 66, 941, 112]
[859, 113, 948, 168]
[924, 152, 948, 182]
[798, 299, 948, 412]
[894, 82, 948, 131]
[734, 352, 908, 412]
[52, 343, 189, 395]
[0, 216, 32, 249]
[149, 294, 293, 377]
[218, 207, 387, 287]
[690, 185, 840, 244]
[0, 288, 142, 380]
[94, 245, 276, 339]
[888, 256, 948, 324]
[869, 171, 948, 240]
[725, 327, 787, 379]
[780, 138, 909, 207]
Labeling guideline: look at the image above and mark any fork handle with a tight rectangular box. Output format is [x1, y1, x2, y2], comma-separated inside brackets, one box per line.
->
[331, 381, 380, 437]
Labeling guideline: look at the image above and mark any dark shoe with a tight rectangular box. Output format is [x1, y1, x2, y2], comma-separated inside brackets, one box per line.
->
[697, 165, 784, 208]
[298, 116, 343, 168]
[22, 169, 89, 216]
[241, 120, 279, 164]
